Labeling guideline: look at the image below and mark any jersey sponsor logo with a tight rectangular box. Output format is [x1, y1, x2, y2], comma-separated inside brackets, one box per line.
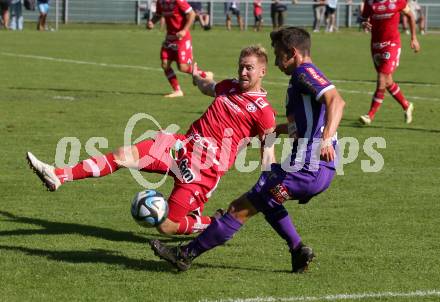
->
[372, 41, 391, 49]
[377, 4, 386, 11]
[220, 96, 243, 113]
[178, 158, 195, 183]
[255, 97, 269, 109]
[372, 12, 394, 19]
[246, 102, 257, 112]
[188, 132, 219, 153]
[389, 3, 396, 9]
[269, 183, 291, 204]
[305, 67, 328, 85]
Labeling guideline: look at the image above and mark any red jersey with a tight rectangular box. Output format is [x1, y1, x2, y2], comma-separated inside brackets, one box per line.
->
[362, 0, 407, 43]
[254, 0, 263, 16]
[186, 79, 276, 173]
[156, 0, 193, 40]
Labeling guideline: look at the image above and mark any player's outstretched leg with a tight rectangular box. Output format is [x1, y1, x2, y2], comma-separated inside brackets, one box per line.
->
[149, 240, 194, 271]
[26, 152, 61, 191]
[290, 243, 315, 273]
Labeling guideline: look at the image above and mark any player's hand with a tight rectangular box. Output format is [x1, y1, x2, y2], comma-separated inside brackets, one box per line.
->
[146, 21, 154, 30]
[320, 139, 335, 162]
[362, 21, 372, 32]
[411, 39, 420, 53]
[176, 30, 186, 40]
[192, 62, 199, 86]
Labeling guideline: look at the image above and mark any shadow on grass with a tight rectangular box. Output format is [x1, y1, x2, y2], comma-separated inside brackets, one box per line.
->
[8, 86, 166, 97]
[0, 211, 185, 244]
[342, 121, 440, 134]
[0, 245, 177, 272]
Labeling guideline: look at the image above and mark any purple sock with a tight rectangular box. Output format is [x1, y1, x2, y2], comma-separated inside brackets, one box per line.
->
[265, 209, 302, 251]
[184, 213, 242, 257]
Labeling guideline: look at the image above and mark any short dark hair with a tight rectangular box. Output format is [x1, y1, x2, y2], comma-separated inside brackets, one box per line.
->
[239, 45, 268, 65]
[270, 27, 311, 56]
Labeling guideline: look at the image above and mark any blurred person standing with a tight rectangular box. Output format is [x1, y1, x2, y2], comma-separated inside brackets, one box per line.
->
[0, 0, 11, 29]
[402, 0, 425, 35]
[189, 1, 211, 30]
[10, 0, 23, 30]
[270, 0, 290, 30]
[37, 0, 49, 31]
[224, 1, 243, 30]
[253, 0, 263, 31]
[313, 0, 326, 32]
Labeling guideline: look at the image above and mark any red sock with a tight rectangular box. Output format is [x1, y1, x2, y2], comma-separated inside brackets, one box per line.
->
[387, 82, 409, 110]
[164, 68, 180, 91]
[368, 88, 385, 119]
[186, 65, 207, 78]
[54, 153, 119, 183]
[176, 214, 212, 235]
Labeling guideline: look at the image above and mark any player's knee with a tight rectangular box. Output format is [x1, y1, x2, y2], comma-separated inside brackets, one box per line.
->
[177, 64, 190, 73]
[161, 62, 170, 71]
[227, 195, 256, 223]
[113, 146, 137, 167]
[156, 219, 179, 235]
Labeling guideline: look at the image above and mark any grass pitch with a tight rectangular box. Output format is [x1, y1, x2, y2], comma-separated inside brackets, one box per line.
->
[1, 25, 440, 302]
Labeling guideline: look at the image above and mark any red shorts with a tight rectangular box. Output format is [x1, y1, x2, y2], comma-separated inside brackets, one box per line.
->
[160, 38, 193, 65]
[134, 132, 221, 223]
[371, 41, 401, 75]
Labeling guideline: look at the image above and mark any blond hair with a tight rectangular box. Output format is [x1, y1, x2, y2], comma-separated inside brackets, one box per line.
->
[239, 45, 268, 65]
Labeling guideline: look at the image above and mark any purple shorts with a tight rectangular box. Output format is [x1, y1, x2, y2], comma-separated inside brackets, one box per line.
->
[247, 163, 335, 210]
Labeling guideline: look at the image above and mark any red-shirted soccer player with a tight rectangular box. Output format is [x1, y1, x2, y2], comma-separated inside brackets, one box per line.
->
[359, 0, 420, 125]
[147, 0, 213, 98]
[26, 45, 276, 236]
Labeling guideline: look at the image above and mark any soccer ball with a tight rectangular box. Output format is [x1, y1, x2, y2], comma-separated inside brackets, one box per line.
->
[131, 190, 168, 227]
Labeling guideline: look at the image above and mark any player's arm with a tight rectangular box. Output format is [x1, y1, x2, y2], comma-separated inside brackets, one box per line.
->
[147, 13, 162, 29]
[275, 115, 297, 139]
[402, 5, 421, 53]
[192, 62, 216, 97]
[319, 88, 345, 162]
[176, 8, 196, 39]
[259, 127, 277, 171]
[360, 0, 372, 32]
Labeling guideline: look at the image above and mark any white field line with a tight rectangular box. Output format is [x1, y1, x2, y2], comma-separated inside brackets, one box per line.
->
[2, 52, 439, 101]
[198, 289, 440, 302]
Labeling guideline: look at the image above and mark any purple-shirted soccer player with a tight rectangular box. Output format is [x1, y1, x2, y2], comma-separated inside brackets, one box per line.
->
[149, 27, 346, 273]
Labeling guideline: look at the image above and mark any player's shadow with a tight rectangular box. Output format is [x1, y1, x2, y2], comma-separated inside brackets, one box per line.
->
[0, 211, 184, 244]
[343, 121, 440, 134]
[0, 245, 176, 273]
[9, 86, 165, 97]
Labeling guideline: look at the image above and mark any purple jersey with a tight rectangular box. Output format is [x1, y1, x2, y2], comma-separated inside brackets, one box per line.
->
[286, 63, 337, 170]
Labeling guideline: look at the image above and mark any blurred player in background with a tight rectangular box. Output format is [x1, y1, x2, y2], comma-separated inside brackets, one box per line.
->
[253, 0, 263, 32]
[359, 0, 420, 125]
[188, 1, 211, 30]
[150, 27, 346, 273]
[147, 0, 213, 98]
[0, 0, 11, 30]
[37, 0, 50, 31]
[224, 1, 243, 31]
[27, 45, 276, 236]
[402, 0, 425, 35]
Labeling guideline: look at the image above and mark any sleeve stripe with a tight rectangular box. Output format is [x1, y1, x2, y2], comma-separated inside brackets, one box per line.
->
[316, 84, 335, 101]
[185, 7, 193, 13]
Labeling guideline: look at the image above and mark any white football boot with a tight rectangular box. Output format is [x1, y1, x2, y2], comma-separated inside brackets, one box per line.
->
[26, 152, 61, 191]
[164, 90, 184, 98]
[405, 102, 414, 124]
[359, 114, 372, 125]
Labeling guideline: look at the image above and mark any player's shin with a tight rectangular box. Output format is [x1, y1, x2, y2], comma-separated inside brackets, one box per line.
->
[54, 153, 119, 183]
[164, 68, 181, 92]
[176, 215, 212, 235]
[387, 82, 409, 110]
[263, 205, 302, 251]
[368, 88, 385, 119]
[182, 213, 242, 258]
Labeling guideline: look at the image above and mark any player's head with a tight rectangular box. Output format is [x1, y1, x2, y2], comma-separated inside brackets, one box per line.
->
[237, 45, 268, 92]
[270, 27, 311, 75]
